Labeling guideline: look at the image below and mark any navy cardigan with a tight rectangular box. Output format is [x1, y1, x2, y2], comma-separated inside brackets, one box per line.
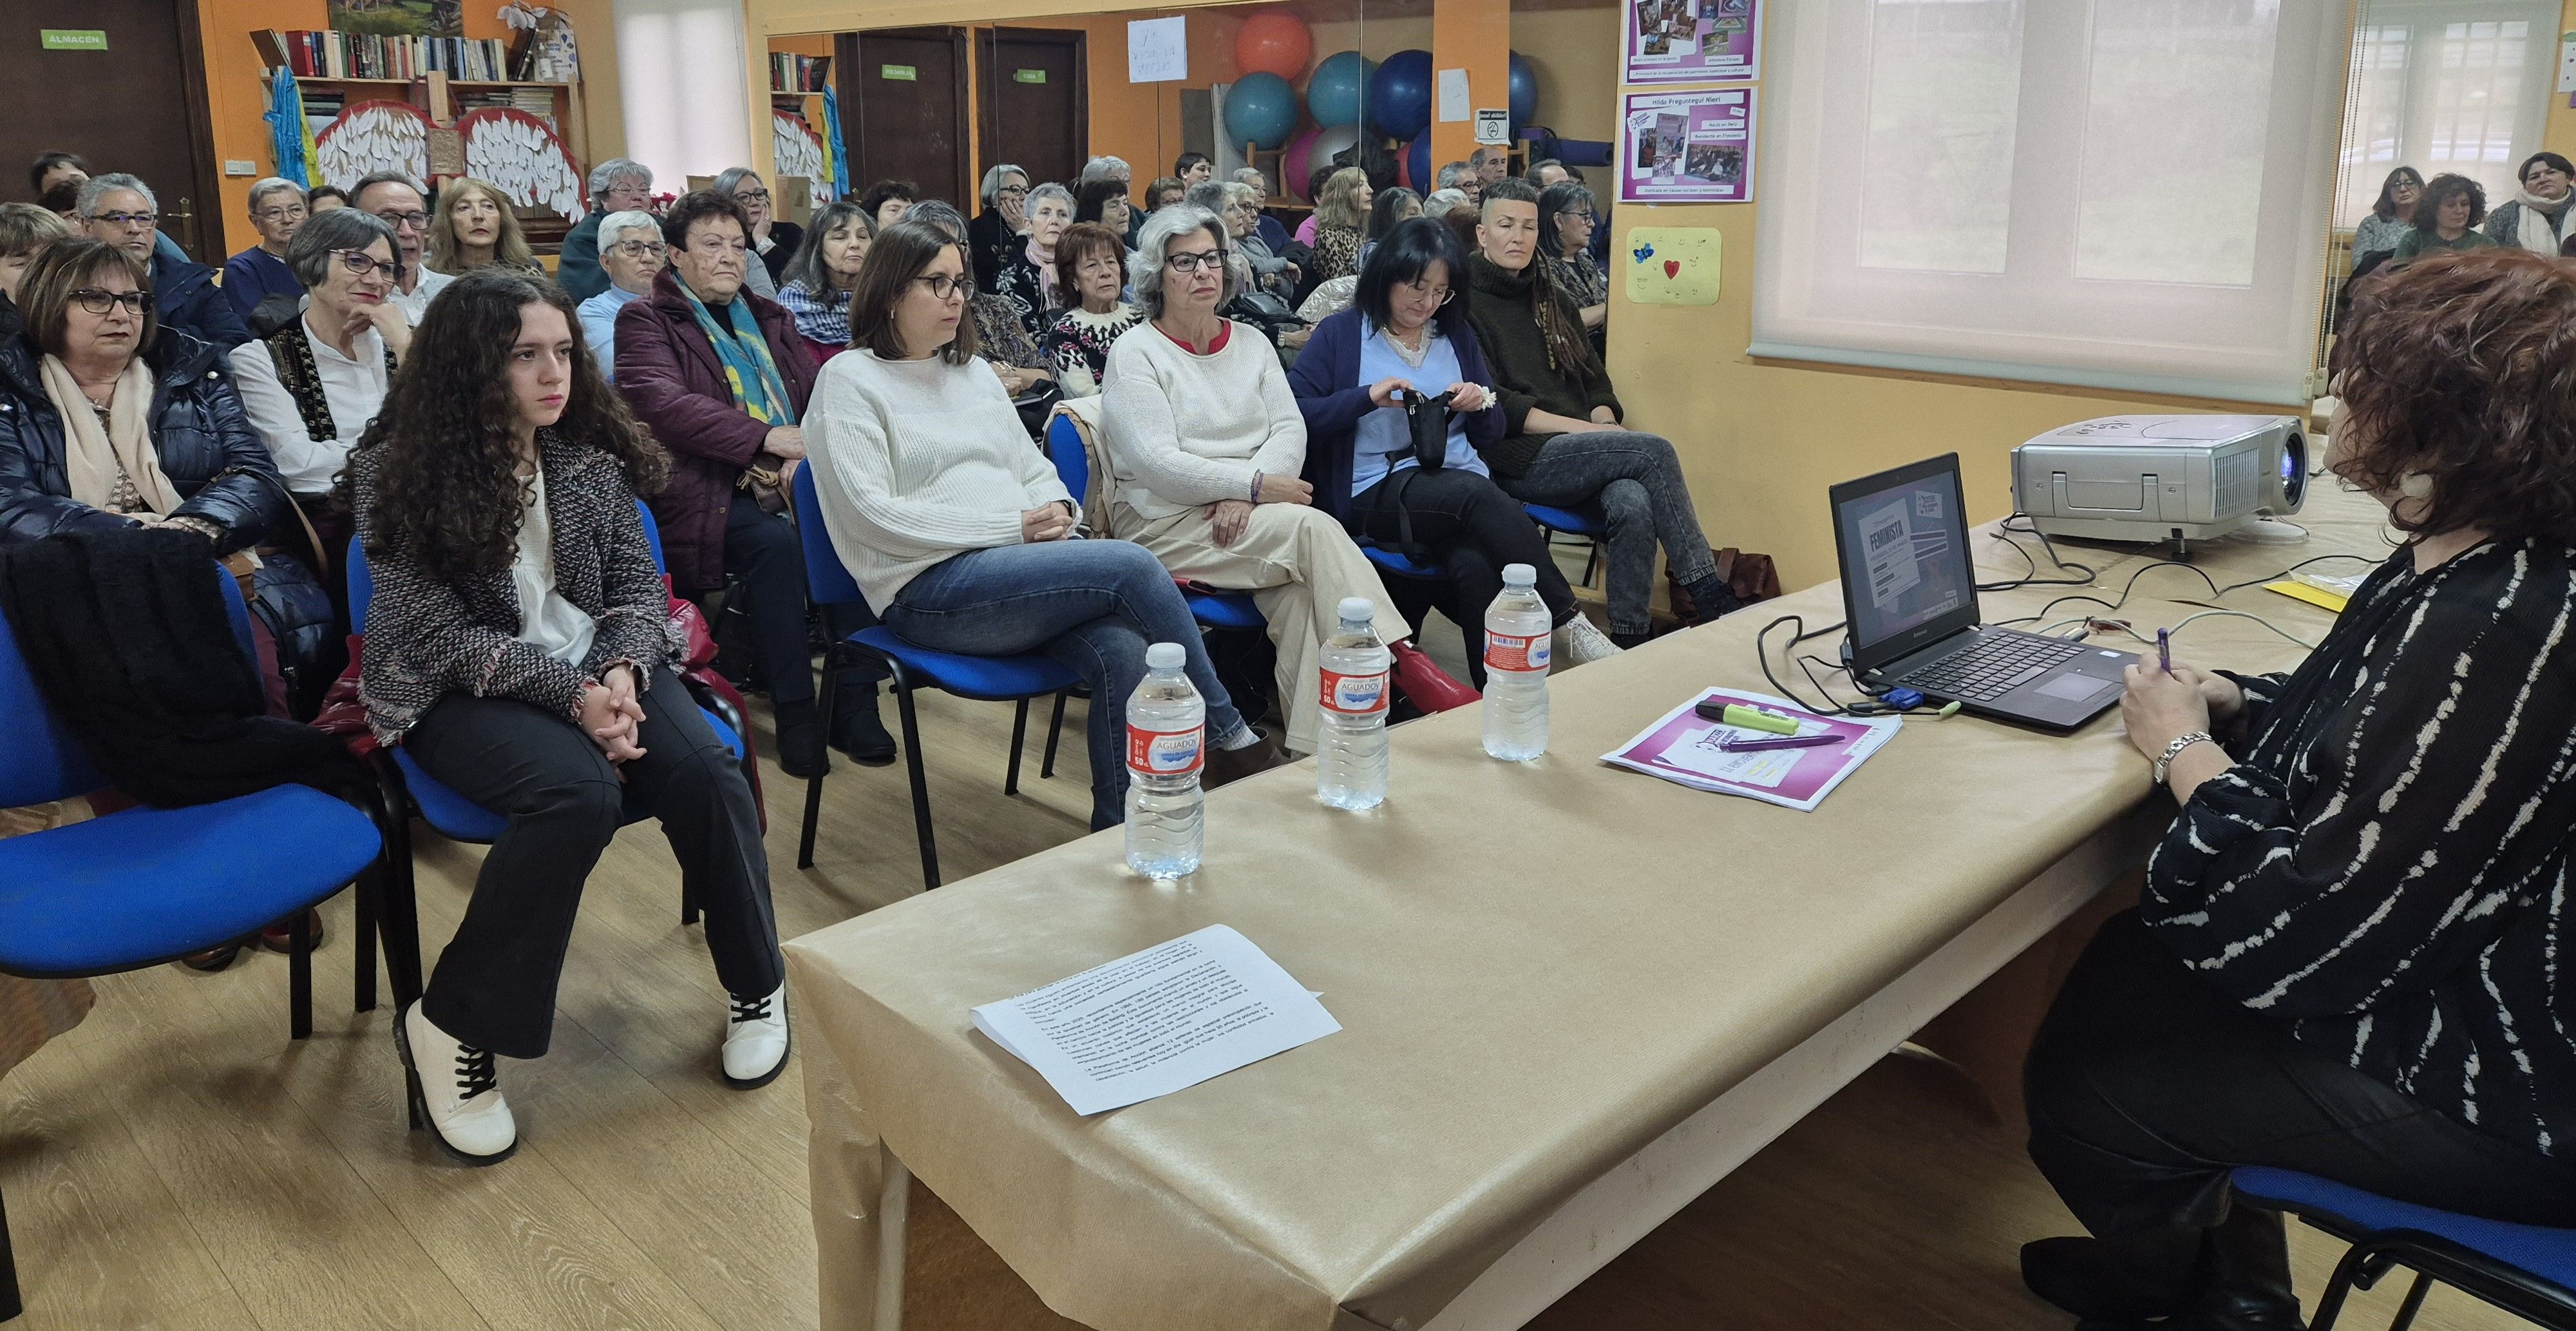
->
[1286, 307, 1506, 525]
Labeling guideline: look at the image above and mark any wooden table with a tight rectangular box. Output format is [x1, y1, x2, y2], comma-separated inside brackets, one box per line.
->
[785, 484, 2390, 1331]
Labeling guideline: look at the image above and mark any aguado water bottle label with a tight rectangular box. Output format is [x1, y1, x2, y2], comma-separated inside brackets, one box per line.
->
[1486, 631, 1551, 673]
[1319, 667, 1389, 715]
[1126, 723, 1204, 776]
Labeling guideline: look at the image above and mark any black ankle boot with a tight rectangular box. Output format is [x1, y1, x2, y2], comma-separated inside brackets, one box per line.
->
[2022, 1225, 2202, 1323]
[830, 684, 897, 765]
[774, 699, 825, 778]
[2188, 1205, 2304, 1329]
[1683, 574, 1745, 623]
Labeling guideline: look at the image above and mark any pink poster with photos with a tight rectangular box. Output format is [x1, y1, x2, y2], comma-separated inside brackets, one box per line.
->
[1622, 0, 1759, 84]
[1621, 88, 1756, 205]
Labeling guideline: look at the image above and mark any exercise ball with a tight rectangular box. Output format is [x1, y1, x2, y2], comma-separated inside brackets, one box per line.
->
[1282, 126, 1321, 201]
[1310, 123, 1363, 182]
[1306, 51, 1374, 128]
[1406, 128, 1432, 195]
[1508, 51, 1538, 133]
[1235, 12, 1311, 81]
[1226, 72, 1300, 151]
[1369, 49, 1434, 139]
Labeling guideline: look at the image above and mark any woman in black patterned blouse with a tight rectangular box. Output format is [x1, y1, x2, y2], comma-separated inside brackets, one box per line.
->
[1038, 222, 1142, 397]
[2020, 247, 2576, 1329]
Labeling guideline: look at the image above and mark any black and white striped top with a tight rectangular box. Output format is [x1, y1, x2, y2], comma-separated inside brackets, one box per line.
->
[2143, 537, 2576, 1159]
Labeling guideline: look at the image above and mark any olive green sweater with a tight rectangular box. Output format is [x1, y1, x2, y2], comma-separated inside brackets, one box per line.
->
[1463, 254, 1624, 478]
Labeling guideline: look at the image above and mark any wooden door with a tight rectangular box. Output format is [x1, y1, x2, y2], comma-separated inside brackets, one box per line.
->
[838, 28, 971, 211]
[0, 0, 226, 260]
[976, 29, 1087, 192]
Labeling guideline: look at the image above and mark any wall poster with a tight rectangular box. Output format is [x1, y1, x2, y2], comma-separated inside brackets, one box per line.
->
[1622, 0, 1759, 84]
[1620, 88, 1756, 205]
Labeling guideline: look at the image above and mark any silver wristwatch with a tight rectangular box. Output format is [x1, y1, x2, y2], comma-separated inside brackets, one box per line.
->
[2152, 731, 2215, 785]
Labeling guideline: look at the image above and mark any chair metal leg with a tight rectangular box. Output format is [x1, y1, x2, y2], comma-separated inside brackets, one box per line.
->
[798, 654, 845, 870]
[1040, 691, 1068, 779]
[289, 903, 314, 1040]
[2310, 1241, 2375, 1331]
[889, 666, 940, 890]
[364, 755, 426, 1013]
[681, 881, 700, 926]
[2389, 1270, 2434, 1331]
[1, 1175, 18, 1323]
[1581, 539, 1602, 589]
[1005, 697, 1031, 796]
[353, 864, 379, 1013]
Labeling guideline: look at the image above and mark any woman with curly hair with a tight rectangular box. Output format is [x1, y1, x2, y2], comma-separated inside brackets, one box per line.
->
[422, 177, 543, 277]
[348, 269, 786, 1165]
[2393, 172, 2494, 262]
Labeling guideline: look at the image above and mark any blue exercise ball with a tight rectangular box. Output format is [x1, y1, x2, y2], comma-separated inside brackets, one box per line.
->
[1306, 51, 1374, 129]
[1226, 72, 1300, 151]
[1370, 49, 1434, 139]
[1406, 128, 1432, 195]
[1508, 51, 1539, 133]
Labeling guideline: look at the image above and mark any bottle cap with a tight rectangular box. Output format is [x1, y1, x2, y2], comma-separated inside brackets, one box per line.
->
[1145, 642, 1186, 669]
[1337, 597, 1374, 622]
[1501, 563, 1537, 586]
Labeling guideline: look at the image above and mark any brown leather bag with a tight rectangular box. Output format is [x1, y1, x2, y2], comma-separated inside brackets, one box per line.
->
[1665, 547, 1783, 624]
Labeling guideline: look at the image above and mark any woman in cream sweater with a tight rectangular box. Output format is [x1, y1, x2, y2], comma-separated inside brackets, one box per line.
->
[803, 220, 1283, 828]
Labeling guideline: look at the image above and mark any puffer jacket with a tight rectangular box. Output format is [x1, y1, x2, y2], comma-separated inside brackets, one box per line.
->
[612, 267, 817, 593]
[0, 326, 281, 553]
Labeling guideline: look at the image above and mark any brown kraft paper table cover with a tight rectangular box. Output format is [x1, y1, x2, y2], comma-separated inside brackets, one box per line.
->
[787, 484, 2388, 1331]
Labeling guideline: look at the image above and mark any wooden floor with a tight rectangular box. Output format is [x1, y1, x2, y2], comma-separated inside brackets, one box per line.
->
[0, 597, 2548, 1330]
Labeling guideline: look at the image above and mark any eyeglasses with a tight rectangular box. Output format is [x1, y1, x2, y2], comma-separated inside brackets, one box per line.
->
[254, 206, 307, 223]
[609, 240, 668, 259]
[911, 273, 971, 300]
[372, 210, 431, 231]
[1163, 249, 1229, 274]
[70, 287, 149, 316]
[1397, 280, 1455, 305]
[732, 187, 771, 203]
[332, 249, 399, 279]
[997, 185, 1028, 198]
[91, 211, 156, 229]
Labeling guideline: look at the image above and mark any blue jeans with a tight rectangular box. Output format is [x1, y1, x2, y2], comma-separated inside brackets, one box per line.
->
[882, 539, 1251, 830]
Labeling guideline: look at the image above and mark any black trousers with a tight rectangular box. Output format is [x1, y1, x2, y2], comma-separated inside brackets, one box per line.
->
[723, 499, 877, 707]
[2025, 910, 2576, 1238]
[1349, 466, 1575, 682]
[406, 669, 783, 1058]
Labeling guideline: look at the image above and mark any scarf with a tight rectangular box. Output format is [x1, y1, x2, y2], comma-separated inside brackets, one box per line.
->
[2512, 189, 2573, 253]
[678, 282, 796, 427]
[40, 354, 182, 516]
[1027, 234, 1061, 310]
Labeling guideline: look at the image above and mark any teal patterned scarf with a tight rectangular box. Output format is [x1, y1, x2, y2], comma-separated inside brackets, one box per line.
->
[679, 282, 797, 426]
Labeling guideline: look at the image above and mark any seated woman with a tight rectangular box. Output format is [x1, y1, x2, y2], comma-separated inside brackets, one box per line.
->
[1039, 222, 1141, 397]
[1288, 219, 1602, 678]
[0, 238, 278, 551]
[1072, 178, 1133, 243]
[1191, 180, 1292, 300]
[858, 180, 916, 231]
[1358, 185, 1421, 272]
[349, 268, 787, 1165]
[776, 199, 874, 356]
[1464, 179, 1741, 647]
[2393, 173, 2494, 262]
[0, 202, 73, 338]
[573, 209, 666, 381]
[1099, 206, 1474, 756]
[903, 201, 1055, 402]
[1535, 181, 1607, 334]
[2020, 247, 2576, 1328]
[714, 167, 803, 293]
[423, 177, 544, 278]
[988, 182, 1075, 338]
[1305, 168, 1372, 287]
[226, 206, 409, 564]
[968, 164, 1029, 294]
[804, 221, 1284, 829]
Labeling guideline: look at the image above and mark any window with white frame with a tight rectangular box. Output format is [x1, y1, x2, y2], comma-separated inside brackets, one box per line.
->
[2335, 3, 2557, 228]
[1753, 0, 2348, 405]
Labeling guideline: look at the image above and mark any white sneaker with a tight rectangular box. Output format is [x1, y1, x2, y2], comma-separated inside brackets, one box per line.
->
[1554, 615, 1624, 667]
[396, 1002, 518, 1165]
[721, 984, 790, 1088]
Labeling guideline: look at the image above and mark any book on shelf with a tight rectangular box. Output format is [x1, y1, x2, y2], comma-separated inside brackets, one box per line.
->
[252, 29, 542, 85]
[768, 53, 831, 93]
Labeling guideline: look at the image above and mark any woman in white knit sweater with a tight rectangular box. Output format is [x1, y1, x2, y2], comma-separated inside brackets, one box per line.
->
[1099, 206, 1475, 754]
[804, 222, 1285, 828]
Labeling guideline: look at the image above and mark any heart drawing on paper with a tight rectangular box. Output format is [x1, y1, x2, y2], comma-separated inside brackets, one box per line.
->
[1663, 260, 1681, 279]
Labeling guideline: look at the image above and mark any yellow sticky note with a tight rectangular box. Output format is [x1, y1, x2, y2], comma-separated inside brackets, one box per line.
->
[1623, 226, 1722, 306]
[2263, 579, 2348, 613]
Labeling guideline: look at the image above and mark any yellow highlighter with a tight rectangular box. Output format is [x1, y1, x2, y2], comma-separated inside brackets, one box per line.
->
[1719, 704, 1801, 736]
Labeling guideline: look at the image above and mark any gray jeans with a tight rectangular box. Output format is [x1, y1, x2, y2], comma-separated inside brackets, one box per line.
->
[1497, 430, 1718, 635]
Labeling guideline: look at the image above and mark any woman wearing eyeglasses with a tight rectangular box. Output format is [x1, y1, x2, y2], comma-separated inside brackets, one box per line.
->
[573, 211, 667, 382]
[969, 164, 1031, 295]
[714, 168, 800, 296]
[1099, 206, 1475, 757]
[0, 238, 279, 550]
[1536, 181, 1607, 334]
[804, 220, 1286, 830]
[222, 177, 311, 323]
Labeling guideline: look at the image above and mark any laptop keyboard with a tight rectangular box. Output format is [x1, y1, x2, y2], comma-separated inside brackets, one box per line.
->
[1901, 633, 2088, 702]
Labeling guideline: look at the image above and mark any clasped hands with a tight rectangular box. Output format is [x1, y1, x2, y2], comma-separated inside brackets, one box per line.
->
[578, 664, 648, 765]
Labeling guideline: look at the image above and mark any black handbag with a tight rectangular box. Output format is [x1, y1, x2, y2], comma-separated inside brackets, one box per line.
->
[1399, 387, 1450, 471]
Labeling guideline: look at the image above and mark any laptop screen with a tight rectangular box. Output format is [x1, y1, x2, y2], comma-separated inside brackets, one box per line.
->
[1833, 459, 1977, 662]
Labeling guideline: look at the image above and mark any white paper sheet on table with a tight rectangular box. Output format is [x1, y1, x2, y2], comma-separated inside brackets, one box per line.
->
[972, 924, 1340, 1115]
[1601, 688, 1902, 812]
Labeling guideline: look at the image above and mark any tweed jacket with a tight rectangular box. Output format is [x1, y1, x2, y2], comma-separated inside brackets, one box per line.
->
[350, 429, 681, 742]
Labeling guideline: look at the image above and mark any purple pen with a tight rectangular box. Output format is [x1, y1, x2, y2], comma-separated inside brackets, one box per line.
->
[1719, 732, 1841, 752]
[2157, 627, 2172, 673]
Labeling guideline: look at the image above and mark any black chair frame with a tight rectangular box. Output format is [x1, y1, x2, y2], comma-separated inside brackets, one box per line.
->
[2240, 1191, 2576, 1331]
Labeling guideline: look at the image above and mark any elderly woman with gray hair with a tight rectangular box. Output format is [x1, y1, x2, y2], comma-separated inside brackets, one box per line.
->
[969, 162, 1031, 293]
[574, 209, 666, 380]
[987, 181, 1075, 336]
[712, 166, 798, 297]
[1098, 205, 1472, 754]
[223, 177, 310, 321]
[556, 157, 654, 302]
[225, 207, 407, 541]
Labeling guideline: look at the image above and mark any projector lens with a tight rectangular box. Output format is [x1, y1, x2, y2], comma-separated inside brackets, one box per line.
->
[2281, 433, 2306, 507]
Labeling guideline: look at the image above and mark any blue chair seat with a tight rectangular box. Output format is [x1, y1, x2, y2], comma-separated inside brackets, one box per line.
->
[0, 785, 383, 976]
[1524, 503, 1600, 535]
[2237, 1167, 2576, 1294]
[391, 704, 750, 844]
[1186, 590, 1265, 630]
[851, 626, 1080, 700]
[1363, 545, 1447, 579]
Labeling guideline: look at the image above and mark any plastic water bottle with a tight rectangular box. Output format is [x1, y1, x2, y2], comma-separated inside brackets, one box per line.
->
[1316, 597, 1392, 809]
[1482, 564, 1553, 761]
[1124, 642, 1206, 878]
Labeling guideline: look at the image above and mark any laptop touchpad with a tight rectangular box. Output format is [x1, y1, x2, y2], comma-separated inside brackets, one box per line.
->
[2036, 674, 2117, 704]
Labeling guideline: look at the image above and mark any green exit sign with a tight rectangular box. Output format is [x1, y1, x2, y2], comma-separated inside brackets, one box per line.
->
[1013, 68, 1046, 84]
[41, 29, 109, 51]
[880, 63, 916, 81]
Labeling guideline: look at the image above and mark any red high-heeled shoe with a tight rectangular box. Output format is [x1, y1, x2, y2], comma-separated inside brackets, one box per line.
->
[1389, 640, 1477, 711]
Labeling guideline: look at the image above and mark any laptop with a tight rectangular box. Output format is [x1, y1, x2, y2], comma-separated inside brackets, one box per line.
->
[1828, 454, 2136, 731]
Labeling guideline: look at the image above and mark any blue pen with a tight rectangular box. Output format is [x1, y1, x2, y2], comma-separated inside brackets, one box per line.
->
[2157, 627, 2172, 674]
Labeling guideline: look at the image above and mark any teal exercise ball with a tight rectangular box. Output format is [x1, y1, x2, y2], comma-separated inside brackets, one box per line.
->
[1226, 72, 1300, 151]
[1306, 51, 1374, 129]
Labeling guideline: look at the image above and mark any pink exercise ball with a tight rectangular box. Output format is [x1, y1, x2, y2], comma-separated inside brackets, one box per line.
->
[1235, 11, 1312, 81]
[1282, 126, 1322, 201]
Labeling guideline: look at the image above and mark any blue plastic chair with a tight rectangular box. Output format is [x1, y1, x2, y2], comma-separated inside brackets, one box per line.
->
[2235, 1167, 2576, 1330]
[788, 463, 1081, 888]
[1042, 414, 1264, 629]
[1524, 502, 1605, 588]
[0, 564, 410, 1323]
[345, 502, 750, 926]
